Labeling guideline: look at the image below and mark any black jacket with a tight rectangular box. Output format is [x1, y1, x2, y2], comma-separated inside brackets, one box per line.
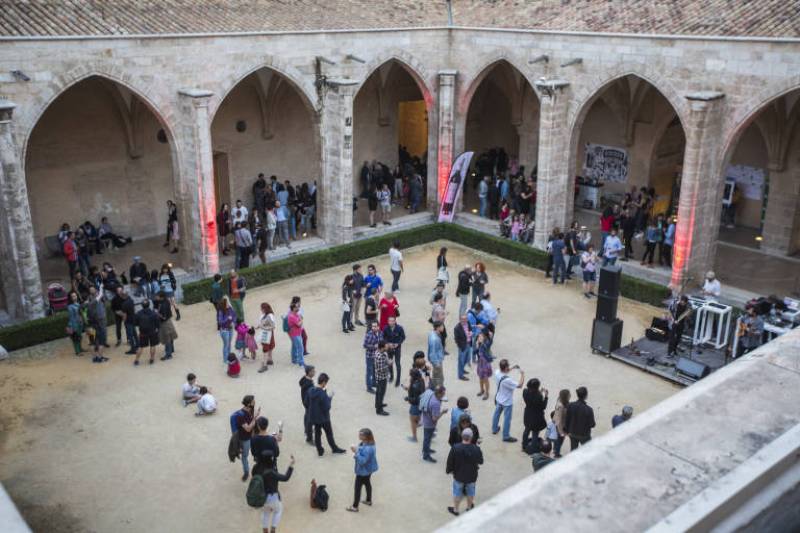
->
[135, 308, 160, 335]
[448, 423, 480, 446]
[382, 324, 406, 350]
[453, 323, 469, 351]
[299, 376, 314, 408]
[523, 389, 548, 433]
[307, 386, 332, 425]
[565, 399, 595, 438]
[456, 270, 471, 296]
[446, 443, 484, 484]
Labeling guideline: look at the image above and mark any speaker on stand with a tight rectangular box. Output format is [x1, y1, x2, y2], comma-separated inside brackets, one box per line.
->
[591, 265, 623, 355]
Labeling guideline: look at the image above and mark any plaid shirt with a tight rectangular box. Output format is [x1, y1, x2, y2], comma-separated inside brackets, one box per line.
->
[363, 329, 383, 357]
[374, 351, 389, 381]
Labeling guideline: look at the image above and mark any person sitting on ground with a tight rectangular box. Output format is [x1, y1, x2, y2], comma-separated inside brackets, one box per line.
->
[196, 387, 217, 416]
[98, 217, 132, 249]
[182, 373, 202, 406]
[531, 440, 555, 472]
[611, 405, 633, 428]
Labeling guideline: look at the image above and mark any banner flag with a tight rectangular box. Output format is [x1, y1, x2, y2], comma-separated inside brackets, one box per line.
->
[438, 151, 474, 223]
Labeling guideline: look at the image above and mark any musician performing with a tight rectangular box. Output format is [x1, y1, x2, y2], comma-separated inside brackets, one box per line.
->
[667, 295, 691, 358]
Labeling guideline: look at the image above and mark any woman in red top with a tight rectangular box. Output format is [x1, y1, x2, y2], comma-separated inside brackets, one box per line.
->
[378, 290, 399, 330]
[599, 205, 616, 252]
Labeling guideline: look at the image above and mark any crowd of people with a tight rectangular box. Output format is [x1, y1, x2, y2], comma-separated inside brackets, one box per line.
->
[358, 148, 427, 226]
[206, 241, 638, 530]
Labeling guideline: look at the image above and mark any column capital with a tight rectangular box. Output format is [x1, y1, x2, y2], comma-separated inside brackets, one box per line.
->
[178, 88, 214, 99]
[534, 79, 570, 101]
[323, 78, 359, 97]
[685, 91, 725, 111]
[0, 100, 17, 122]
[438, 70, 458, 86]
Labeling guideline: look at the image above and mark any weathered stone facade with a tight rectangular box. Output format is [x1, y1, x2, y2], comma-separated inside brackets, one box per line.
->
[1, 27, 799, 319]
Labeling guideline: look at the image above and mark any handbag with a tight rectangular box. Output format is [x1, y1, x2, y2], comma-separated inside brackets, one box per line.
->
[341, 301, 351, 312]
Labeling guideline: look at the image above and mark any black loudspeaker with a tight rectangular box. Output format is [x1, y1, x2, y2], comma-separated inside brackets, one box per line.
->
[675, 357, 710, 380]
[598, 265, 622, 297]
[596, 294, 618, 322]
[591, 319, 623, 354]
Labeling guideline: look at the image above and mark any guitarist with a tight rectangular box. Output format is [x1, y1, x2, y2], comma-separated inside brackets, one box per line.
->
[667, 295, 690, 357]
[737, 306, 764, 358]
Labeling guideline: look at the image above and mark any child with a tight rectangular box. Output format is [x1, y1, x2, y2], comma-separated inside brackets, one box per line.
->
[181, 373, 202, 407]
[227, 352, 241, 378]
[195, 386, 217, 416]
[510, 215, 522, 242]
[245, 326, 258, 360]
[581, 244, 598, 299]
[235, 319, 249, 358]
[546, 410, 559, 451]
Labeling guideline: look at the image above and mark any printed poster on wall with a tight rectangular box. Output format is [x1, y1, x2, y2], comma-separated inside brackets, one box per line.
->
[583, 143, 629, 183]
[438, 151, 474, 223]
[725, 164, 764, 200]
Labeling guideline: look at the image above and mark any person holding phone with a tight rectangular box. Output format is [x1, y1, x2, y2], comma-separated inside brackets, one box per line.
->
[491, 359, 525, 443]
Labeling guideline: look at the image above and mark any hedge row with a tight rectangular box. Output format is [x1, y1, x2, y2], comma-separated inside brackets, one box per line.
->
[1, 222, 670, 351]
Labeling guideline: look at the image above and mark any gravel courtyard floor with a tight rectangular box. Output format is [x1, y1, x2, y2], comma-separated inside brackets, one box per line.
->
[0, 241, 679, 533]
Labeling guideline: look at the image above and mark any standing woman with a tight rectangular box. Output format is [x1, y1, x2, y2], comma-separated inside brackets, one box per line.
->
[436, 247, 449, 284]
[470, 262, 488, 305]
[367, 184, 378, 228]
[521, 378, 548, 452]
[66, 290, 85, 356]
[402, 367, 427, 443]
[169, 214, 180, 254]
[164, 200, 177, 247]
[474, 332, 493, 400]
[552, 389, 571, 458]
[158, 263, 181, 320]
[217, 203, 232, 255]
[156, 291, 178, 361]
[257, 302, 276, 373]
[346, 428, 378, 513]
[217, 296, 237, 364]
[342, 275, 355, 333]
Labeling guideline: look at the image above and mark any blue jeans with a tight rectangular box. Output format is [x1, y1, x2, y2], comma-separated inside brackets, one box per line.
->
[600, 231, 609, 252]
[291, 335, 305, 366]
[124, 322, 138, 351]
[163, 340, 174, 357]
[457, 346, 471, 378]
[220, 329, 232, 363]
[365, 355, 375, 391]
[479, 197, 488, 217]
[552, 258, 566, 284]
[240, 438, 251, 475]
[422, 426, 435, 459]
[492, 403, 513, 439]
[602, 256, 617, 267]
[289, 215, 297, 239]
[391, 269, 401, 292]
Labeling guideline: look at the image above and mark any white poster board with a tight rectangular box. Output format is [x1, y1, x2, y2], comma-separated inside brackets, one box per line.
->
[583, 143, 629, 183]
[725, 164, 764, 200]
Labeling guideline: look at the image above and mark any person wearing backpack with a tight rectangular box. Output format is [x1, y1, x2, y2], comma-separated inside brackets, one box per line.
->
[249, 453, 295, 533]
[346, 428, 378, 513]
[421, 386, 448, 463]
[401, 366, 427, 442]
[491, 359, 525, 443]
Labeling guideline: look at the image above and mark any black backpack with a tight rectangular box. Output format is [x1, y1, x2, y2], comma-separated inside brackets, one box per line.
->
[313, 485, 329, 511]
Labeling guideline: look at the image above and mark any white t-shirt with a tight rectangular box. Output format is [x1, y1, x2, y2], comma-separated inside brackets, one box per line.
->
[232, 206, 249, 225]
[389, 248, 403, 272]
[197, 393, 217, 413]
[494, 370, 518, 407]
[703, 279, 721, 300]
[182, 382, 199, 399]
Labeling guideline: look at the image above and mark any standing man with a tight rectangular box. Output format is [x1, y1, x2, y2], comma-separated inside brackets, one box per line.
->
[86, 286, 109, 364]
[428, 321, 445, 389]
[564, 222, 580, 280]
[660, 216, 676, 267]
[382, 315, 406, 387]
[550, 232, 567, 285]
[667, 295, 690, 357]
[565, 386, 595, 450]
[233, 395, 259, 482]
[155, 291, 177, 361]
[307, 373, 347, 457]
[455, 265, 473, 318]
[454, 314, 472, 381]
[363, 264, 383, 302]
[421, 386, 448, 463]
[275, 200, 291, 248]
[492, 359, 525, 443]
[737, 306, 764, 357]
[352, 264, 365, 326]
[134, 299, 160, 366]
[478, 176, 489, 218]
[234, 221, 254, 269]
[299, 365, 316, 445]
[113, 286, 138, 355]
[363, 321, 383, 393]
[388, 241, 404, 292]
[228, 270, 247, 322]
[602, 228, 623, 267]
[373, 341, 390, 416]
[702, 271, 721, 301]
[232, 199, 249, 226]
[445, 427, 483, 516]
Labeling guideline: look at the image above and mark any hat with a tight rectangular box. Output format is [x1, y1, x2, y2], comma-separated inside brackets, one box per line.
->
[706, 271, 715, 279]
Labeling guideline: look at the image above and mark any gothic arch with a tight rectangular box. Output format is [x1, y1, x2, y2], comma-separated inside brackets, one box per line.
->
[19, 64, 178, 168]
[355, 51, 434, 112]
[459, 54, 538, 115]
[208, 57, 318, 124]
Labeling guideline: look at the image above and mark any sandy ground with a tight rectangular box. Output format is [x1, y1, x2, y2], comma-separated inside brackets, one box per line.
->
[0, 241, 679, 533]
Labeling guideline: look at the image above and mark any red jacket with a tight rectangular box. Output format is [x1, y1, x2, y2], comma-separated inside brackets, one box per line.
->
[63, 239, 78, 262]
[600, 215, 615, 232]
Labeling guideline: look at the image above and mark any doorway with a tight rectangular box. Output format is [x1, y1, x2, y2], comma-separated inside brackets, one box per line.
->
[213, 152, 231, 210]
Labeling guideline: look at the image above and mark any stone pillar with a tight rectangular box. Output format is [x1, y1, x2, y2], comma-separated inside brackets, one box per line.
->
[177, 89, 219, 277]
[533, 79, 571, 249]
[670, 92, 725, 290]
[761, 165, 800, 256]
[433, 70, 457, 212]
[318, 79, 357, 245]
[0, 102, 45, 320]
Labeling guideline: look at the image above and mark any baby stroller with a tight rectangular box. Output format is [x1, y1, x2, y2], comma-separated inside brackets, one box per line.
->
[47, 282, 69, 315]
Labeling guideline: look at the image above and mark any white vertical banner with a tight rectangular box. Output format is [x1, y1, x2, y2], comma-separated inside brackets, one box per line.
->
[438, 151, 474, 222]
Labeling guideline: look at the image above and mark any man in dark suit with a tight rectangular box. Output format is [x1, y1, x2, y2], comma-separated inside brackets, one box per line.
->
[306, 373, 346, 457]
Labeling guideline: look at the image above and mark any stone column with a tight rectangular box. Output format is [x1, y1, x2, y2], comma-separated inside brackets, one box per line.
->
[433, 70, 457, 212]
[0, 101, 45, 320]
[177, 89, 219, 277]
[533, 79, 571, 249]
[670, 92, 726, 290]
[760, 164, 800, 256]
[318, 79, 357, 245]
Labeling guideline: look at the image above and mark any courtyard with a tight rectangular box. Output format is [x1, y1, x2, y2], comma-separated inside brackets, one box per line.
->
[0, 242, 678, 533]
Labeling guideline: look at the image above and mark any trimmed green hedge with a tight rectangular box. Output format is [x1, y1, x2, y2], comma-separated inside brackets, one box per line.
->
[2, 222, 670, 351]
